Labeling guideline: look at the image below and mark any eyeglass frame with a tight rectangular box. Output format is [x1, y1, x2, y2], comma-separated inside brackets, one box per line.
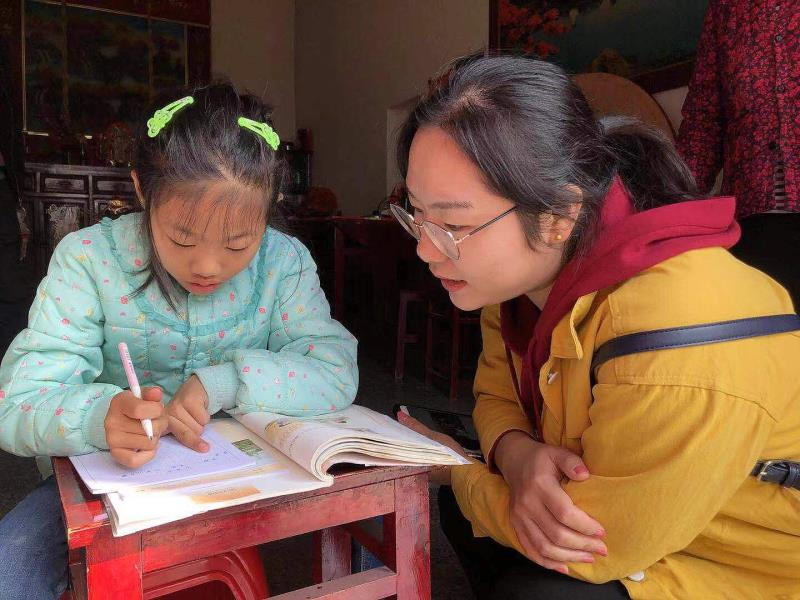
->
[389, 202, 517, 260]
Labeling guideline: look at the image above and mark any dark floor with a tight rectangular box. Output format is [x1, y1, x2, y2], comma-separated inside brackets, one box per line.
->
[0, 348, 477, 599]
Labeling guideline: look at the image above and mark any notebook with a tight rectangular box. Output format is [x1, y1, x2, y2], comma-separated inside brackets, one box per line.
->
[69, 427, 255, 494]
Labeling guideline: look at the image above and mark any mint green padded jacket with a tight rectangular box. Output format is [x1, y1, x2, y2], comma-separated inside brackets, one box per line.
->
[0, 213, 358, 460]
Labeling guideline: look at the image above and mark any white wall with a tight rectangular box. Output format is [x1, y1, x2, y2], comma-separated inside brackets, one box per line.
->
[209, 1, 689, 212]
[296, 0, 489, 216]
[386, 96, 419, 197]
[294, 1, 692, 214]
[211, 0, 296, 139]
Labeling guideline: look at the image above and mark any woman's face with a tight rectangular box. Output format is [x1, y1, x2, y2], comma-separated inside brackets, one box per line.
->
[405, 127, 569, 311]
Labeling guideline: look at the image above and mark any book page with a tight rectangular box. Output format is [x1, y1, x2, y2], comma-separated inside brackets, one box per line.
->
[105, 419, 329, 536]
[236, 405, 469, 480]
[70, 427, 254, 494]
[235, 410, 343, 481]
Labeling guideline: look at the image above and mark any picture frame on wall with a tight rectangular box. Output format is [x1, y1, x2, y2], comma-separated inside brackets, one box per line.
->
[22, 0, 210, 136]
[489, 0, 709, 94]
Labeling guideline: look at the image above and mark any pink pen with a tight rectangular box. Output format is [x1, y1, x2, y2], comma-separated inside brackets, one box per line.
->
[117, 342, 154, 440]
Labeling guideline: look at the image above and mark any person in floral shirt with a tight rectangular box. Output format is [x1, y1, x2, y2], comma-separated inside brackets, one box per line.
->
[677, 0, 799, 308]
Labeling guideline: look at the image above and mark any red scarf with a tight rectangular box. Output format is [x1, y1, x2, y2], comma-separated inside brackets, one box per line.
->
[500, 178, 740, 437]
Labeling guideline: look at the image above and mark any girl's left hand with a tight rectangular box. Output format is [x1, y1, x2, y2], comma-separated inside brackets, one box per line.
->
[166, 375, 211, 452]
[397, 411, 470, 485]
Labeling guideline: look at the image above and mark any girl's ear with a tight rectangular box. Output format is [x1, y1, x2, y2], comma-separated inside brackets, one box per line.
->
[130, 170, 146, 209]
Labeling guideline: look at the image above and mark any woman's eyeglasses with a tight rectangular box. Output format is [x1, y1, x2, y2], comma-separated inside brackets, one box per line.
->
[389, 203, 516, 260]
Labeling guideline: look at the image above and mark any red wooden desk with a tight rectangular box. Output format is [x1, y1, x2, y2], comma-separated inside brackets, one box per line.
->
[53, 458, 431, 599]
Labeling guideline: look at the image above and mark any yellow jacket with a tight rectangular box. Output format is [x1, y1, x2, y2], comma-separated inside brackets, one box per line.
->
[451, 248, 800, 599]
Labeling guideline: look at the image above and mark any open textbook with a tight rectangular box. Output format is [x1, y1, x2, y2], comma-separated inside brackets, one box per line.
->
[90, 405, 469, 536]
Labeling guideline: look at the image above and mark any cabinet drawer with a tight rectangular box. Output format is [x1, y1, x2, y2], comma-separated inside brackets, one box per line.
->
[41, 174, 89, 195]
[92, 176, 135, 197]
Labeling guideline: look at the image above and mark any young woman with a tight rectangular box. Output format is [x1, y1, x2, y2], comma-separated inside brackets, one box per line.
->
[392, 54, 800, 599]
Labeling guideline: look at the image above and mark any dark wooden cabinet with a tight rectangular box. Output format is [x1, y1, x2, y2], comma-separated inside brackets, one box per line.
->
[23, 163, 140, 276]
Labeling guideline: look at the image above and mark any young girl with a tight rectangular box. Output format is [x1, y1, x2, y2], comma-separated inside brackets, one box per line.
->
[0, 83, 358, 599]
[392, 54, 800, 599]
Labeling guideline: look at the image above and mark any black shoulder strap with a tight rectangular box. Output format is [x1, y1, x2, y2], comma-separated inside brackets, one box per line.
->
[591, 314, 800, 377]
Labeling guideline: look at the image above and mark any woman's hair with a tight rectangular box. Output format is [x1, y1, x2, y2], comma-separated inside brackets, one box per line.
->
[397, 53, 701, 261]
[134, 82, 286, 305]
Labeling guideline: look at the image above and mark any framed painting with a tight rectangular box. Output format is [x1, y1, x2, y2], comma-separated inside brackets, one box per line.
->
[22, 0, 208, 136]
[24, 0, 66, 134]
[489, 0, 709, 93]
[65, 4, 150, 134]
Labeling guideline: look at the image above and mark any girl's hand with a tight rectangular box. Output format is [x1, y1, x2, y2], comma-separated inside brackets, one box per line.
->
[105, 386, 167, 468]
[494, 431, 607, 573]
[396, 411, 469, 485]
[166, 375, 211, 452]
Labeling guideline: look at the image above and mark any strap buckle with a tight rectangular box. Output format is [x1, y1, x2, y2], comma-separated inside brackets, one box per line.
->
[756, 459, 780, 482]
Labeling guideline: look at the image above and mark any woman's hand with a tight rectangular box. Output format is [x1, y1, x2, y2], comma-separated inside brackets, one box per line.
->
[396, 411, 469, 485]
[166, 375, 210, 452]
[494, 431, 607, 573]
[105, 386, 168, 468]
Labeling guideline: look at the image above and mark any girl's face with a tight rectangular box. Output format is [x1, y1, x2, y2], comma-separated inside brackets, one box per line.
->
[148, 181, 266, 295]
[405, 127, 571, 311]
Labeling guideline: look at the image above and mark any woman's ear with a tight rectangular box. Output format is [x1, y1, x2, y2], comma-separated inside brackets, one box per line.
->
[544, 185, 583, 244]
[130, 170, 146, 209]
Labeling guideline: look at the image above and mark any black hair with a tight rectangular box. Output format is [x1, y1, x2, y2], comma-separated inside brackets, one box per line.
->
[397, 53, 701, 262]
[134, 82, 286, 306]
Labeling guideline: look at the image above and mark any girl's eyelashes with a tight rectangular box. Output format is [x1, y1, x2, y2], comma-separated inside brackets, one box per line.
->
[169, 237, 195, 248]
[226, 236, 257, 252]
[168, 234, 252, 251]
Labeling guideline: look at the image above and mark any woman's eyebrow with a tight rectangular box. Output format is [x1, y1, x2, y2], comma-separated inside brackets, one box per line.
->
[430, 200, 473, 210]
[406, 190, 473, 210]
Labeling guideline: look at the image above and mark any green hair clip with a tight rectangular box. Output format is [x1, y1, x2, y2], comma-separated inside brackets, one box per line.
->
[238, 117, 280, 151]
[147, 96, 194, 138]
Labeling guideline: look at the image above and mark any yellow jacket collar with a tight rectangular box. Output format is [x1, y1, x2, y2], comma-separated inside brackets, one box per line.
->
[549, 291, 598, 360]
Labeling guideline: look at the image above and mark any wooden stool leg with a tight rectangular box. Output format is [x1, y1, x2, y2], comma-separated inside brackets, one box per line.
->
[313, 526, 352, 583]
[395, 296, 409, 381]
[334, 228, 345, 322]
[449, 306, 461, 402]
[425, 301, 435, 386]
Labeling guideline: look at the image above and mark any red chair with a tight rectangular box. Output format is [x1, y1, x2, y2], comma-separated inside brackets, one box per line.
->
[61, 546, 268, 600]
[394, 289, 427, 381]
[425, 300, 481, 402]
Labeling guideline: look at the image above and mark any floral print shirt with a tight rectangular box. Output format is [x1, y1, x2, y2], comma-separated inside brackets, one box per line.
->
[677, 0, 799, 218]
